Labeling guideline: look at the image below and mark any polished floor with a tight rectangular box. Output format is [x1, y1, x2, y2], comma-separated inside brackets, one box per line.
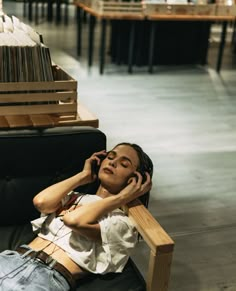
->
[2, 1, 236, 290]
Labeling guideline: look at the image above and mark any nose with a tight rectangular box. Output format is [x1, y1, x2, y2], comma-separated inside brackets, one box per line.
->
[108, 159, 117, 168]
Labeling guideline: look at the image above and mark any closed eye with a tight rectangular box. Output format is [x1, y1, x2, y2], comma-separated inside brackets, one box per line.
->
[121, 162, 129, 168]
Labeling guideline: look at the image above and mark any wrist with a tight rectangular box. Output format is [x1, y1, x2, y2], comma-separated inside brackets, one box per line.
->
[76, 170, 92, 186]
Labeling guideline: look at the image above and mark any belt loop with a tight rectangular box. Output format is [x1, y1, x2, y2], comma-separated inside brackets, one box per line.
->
[48, 258, 57, 269]
[20, 245, 35, 259]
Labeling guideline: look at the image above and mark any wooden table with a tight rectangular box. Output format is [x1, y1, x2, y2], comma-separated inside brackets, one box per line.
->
[147, 14, 235, 73]
[0, 104, 98, 129]
[75, 2, 145, 74]
[75, 2, 235, 74]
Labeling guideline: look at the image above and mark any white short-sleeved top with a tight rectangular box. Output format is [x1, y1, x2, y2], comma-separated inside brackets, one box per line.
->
[31, 193, 138, 274]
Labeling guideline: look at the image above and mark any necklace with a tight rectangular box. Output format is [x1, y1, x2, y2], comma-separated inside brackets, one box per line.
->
[39, 193, 87, 255]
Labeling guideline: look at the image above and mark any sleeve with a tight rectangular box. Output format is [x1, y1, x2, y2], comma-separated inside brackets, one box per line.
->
[99, 210, 138, 273]
[31, 191, 80, 232]
[61, 190, 78, 207]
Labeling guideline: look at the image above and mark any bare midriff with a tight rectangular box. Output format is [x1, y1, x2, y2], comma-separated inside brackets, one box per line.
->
[28, 237, 88, 280]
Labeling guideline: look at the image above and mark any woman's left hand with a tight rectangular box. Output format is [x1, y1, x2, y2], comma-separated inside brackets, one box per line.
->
[119, 171, 152, 202]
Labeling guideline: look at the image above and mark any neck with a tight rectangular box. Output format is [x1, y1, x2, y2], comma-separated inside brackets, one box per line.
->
[96, 185, 114, 198]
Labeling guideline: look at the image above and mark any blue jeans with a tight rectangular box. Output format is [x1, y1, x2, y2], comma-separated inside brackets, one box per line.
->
[0, 245, 70, 291]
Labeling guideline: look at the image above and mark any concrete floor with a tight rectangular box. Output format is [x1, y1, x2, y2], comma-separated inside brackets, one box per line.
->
[2, 1, 236, 290]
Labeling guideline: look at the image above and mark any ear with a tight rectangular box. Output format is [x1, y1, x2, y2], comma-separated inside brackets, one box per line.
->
[127, 173, 138, 185]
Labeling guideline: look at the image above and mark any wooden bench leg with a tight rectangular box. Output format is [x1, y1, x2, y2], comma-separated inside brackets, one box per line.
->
[147, 250, 173, 291]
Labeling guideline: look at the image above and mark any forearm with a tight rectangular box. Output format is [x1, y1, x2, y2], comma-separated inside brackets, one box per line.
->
[63, 173, 151, 239]
[64, 221, 101, 241]
[33, 171, 89, 213]
[64, 191, 132, 226]
[63, 194, 127, 240]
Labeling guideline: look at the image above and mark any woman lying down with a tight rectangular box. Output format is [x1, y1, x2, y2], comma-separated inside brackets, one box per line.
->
[0, 142, 153, 291]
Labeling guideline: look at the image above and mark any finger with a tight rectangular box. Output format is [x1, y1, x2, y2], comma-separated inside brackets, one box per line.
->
[127, 175, 137, 185]
[90, 156, 100, 165]
[132, 171, 143, 187]
[91, 151, 107, 166]
[142, 173, 152, 192]
[92, 150, 107, 159]
[144, 172, 151, 184]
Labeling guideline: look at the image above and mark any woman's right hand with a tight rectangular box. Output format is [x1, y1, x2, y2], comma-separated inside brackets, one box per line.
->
[81, 150, 107, 184]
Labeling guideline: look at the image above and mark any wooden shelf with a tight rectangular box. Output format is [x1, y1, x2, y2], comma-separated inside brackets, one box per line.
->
[0, 104, 99, 129]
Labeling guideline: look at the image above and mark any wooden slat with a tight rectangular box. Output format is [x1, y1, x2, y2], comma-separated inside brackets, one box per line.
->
[0, 80, 77, 92]
[29, 114, 55, 127]
[78, 103, 98, 124]
[124, 199, 174, 254]
[51, 114, 79, 122]
[5, 115, 32, 128]
[0, 65, 77, 92]
[0, 92, 77, 103]
[0, 103, 77, 116]
[0, 104, 98, 129]
[0, 116, 9, 128]
[51, 104, 99, 127]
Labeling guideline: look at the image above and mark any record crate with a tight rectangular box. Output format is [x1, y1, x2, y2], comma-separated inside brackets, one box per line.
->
[143, 3, 196, 15]
[0, 65, 77, 117]
[215, 3, 236, 16]
[194, 4, 216, 16]
[79, 0, 143, 16]
[143, 2, 216, 16]
[77, 0, 92, 6]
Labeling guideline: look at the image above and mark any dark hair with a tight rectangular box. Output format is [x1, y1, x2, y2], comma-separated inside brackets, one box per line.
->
[114, 142, 153, 208]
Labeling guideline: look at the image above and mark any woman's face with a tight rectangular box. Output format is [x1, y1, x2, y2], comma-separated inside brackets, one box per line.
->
[98, 144, 140, 193]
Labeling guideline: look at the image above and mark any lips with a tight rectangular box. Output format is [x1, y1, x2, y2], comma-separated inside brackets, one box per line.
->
[102, 167, 114, 174]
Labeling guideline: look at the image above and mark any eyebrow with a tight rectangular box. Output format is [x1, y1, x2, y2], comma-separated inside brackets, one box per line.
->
[108, 150, 133, 165]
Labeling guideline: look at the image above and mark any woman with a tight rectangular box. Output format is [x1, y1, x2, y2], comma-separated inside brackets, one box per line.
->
[0, 142, 153, 291]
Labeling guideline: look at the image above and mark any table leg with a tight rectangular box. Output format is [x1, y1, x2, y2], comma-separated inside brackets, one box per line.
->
[148, 21, 156, 73]
[47, 0, 53, 22]
[28, 0, 33, 22]
[64, 0, 69, 25]
[128, 21, 135, 74]
[56, 0, 61, 24]
[88, 15, 96, 68]
[100, 19, 107, 75]
[232, 20, 236, 53]
[35, 0, 39, 25]
[41, 0, 45, 18]
[200, 21, 211, 66]
[77, 7, 82, 56]
[116, 21, 122, 65]
[23, 0, 27, 18]
[216, 21, 227, 73]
